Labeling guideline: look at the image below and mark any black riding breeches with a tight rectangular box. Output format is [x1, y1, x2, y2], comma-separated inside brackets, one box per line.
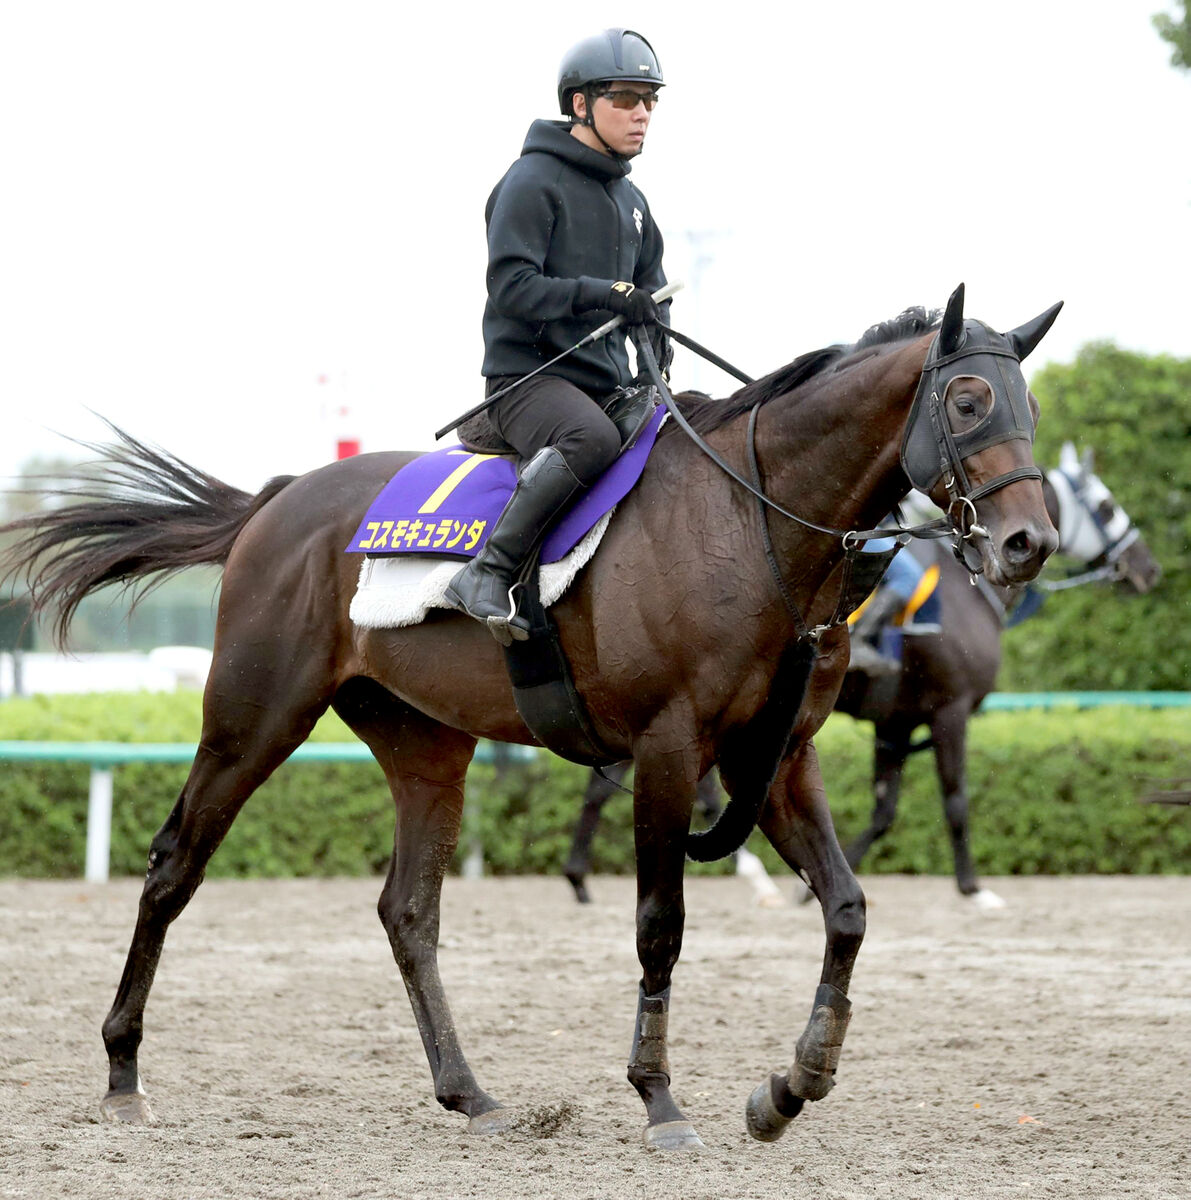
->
[486, 374, 621, 486]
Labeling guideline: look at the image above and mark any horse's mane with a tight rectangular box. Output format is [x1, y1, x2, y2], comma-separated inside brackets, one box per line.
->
[670, 305, 941, 435]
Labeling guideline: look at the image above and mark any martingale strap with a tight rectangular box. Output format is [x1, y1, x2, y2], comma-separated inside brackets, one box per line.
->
[827, 539, 904, 628]
[746, 405, 903, 639]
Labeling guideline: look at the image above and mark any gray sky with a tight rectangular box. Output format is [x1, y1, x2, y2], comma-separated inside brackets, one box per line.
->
[3, 1, 1188, 491]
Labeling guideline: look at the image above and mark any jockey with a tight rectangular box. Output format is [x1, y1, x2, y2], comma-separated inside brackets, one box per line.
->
[848, 539, 928, 676]
[444, 28, 672, 644]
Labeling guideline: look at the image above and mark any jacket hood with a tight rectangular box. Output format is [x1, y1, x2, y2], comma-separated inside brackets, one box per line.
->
[521, 119, 631, 181]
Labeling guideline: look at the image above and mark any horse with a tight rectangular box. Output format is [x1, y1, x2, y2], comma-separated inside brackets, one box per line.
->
[563, 764, 786, 907]
[832, 444, 1162, 906]
[560, 445, 1161, 911]
[0, 285, 1060, 1150]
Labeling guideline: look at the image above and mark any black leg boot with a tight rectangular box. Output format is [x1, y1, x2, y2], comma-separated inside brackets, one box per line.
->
[443, 447, 584, 645]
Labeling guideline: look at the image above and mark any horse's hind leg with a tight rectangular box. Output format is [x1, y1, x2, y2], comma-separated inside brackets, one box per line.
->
[100, 672, 332, 1123]
[794, 721, 910, 907]
[844, 719, 913, 870]
[331, 679, 503, 1130]
[563, 762, 629, 903]
[931, 701, 1004, 907]
[746, 742, 865, 1142]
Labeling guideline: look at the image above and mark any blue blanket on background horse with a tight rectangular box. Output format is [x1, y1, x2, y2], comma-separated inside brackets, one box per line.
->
[345, 405, 666, 563]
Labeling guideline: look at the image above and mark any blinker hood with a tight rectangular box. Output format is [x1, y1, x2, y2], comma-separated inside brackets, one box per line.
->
[900, 286, 1063, 496]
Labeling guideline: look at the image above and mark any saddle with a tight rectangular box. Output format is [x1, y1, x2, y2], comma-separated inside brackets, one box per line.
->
[347, 388, 662, 766]
[346, 388, 660, 565]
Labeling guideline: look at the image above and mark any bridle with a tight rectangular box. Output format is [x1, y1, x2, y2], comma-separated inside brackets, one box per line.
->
[639, 316, 1040, 553]
[898, 321, 1043, 574]
[1036, 463, 1141, 591]
[634, 315, 1043, 639]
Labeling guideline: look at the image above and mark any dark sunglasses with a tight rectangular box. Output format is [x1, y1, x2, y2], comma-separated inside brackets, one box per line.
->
[599, 88, 660, 110]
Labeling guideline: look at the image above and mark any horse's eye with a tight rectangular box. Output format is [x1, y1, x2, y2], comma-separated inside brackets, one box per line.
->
[1096, 499, 1116, 523]
[955, 396, 977, 416]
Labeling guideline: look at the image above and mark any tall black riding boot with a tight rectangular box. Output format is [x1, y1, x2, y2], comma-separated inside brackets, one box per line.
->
[443, 447, 584, 645]
[846, 587, 906, 677]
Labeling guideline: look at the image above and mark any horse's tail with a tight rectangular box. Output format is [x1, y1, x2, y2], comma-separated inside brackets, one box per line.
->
[686, 639, 819, 863]
[0, 422, 295, 647]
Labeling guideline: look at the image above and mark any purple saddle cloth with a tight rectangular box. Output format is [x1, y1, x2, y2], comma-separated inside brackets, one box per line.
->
[345, 404, 665, 563]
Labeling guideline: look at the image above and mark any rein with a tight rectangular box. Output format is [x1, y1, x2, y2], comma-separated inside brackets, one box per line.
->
[638, 328, 952, 545]
[1034, 555, 1130, 592]
[636, 311, 1047, 635]
[635, 329, 940, 641]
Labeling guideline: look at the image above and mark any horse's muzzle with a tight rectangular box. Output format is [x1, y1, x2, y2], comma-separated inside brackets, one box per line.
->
[985, 517, 1058, 586]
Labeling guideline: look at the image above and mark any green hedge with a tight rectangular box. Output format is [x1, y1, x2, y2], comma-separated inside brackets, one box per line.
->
[1003, 343, 1191, 691]
[0, 693, 1187, 878]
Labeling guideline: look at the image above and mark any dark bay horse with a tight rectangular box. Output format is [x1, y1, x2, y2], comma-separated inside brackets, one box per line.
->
[561, 446, 1161, 911]
[1, 287, 1059, 1150]
[833, 445, 1161, 906]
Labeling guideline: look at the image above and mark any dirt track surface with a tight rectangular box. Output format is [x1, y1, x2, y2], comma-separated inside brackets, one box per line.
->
[1, 874, 1188, 1200]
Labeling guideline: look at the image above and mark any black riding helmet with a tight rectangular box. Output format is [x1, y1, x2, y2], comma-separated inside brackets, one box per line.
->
[557, 28, 664, 119]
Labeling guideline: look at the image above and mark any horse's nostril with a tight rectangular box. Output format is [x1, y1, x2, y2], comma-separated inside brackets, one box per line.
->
[1003, 530, 1033, 562]
[1003, 526, 1056, 565]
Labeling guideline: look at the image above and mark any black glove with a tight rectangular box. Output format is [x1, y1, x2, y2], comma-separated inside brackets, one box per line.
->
[604, 281, 659, 324]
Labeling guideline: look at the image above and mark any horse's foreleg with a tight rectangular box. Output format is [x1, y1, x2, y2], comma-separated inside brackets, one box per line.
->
[746, 742, 865, 1142]
[627, 743, 703, 1151]
[562, 762, 629, 903]
[336, 684, 502, 1129]
[931, 701, 1003, 907]
[101, 707, 324, 1124]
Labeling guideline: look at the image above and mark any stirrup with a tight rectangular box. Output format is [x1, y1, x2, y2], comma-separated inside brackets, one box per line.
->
[485, 591, 531, 647]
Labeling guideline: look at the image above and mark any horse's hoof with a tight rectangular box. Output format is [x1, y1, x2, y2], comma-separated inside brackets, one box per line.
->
[100, 1090, 157, 1125]
[745, 1076, 803, 1143]
[756, 890, 787, 909]
[969, 888, 1007, 911]
[564, 871, 592, 904]
[643, 1120, 704, 1151]
[467, 1107, 516, 1135]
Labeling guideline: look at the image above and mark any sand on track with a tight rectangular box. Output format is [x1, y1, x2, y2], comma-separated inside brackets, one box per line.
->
[1, 873, 1187, 1200]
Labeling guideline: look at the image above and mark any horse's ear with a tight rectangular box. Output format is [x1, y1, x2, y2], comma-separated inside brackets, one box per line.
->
[1060, 441, 1079, 472]
[939, 283, 965, 354]
[1006, 300, 1064, 361]
[1081, 446, 1095, 473]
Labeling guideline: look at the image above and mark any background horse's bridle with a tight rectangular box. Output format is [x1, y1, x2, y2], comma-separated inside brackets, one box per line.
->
[1035, 463, 1142, 591]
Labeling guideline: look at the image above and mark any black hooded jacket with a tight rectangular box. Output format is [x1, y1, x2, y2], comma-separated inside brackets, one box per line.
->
[481, 119, 668, 395]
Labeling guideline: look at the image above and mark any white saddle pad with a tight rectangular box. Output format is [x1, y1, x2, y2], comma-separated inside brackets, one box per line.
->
[349, 511, 612, 630]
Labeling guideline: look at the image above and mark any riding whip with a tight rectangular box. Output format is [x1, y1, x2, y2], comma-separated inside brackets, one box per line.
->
[433, 281, 684, 441]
